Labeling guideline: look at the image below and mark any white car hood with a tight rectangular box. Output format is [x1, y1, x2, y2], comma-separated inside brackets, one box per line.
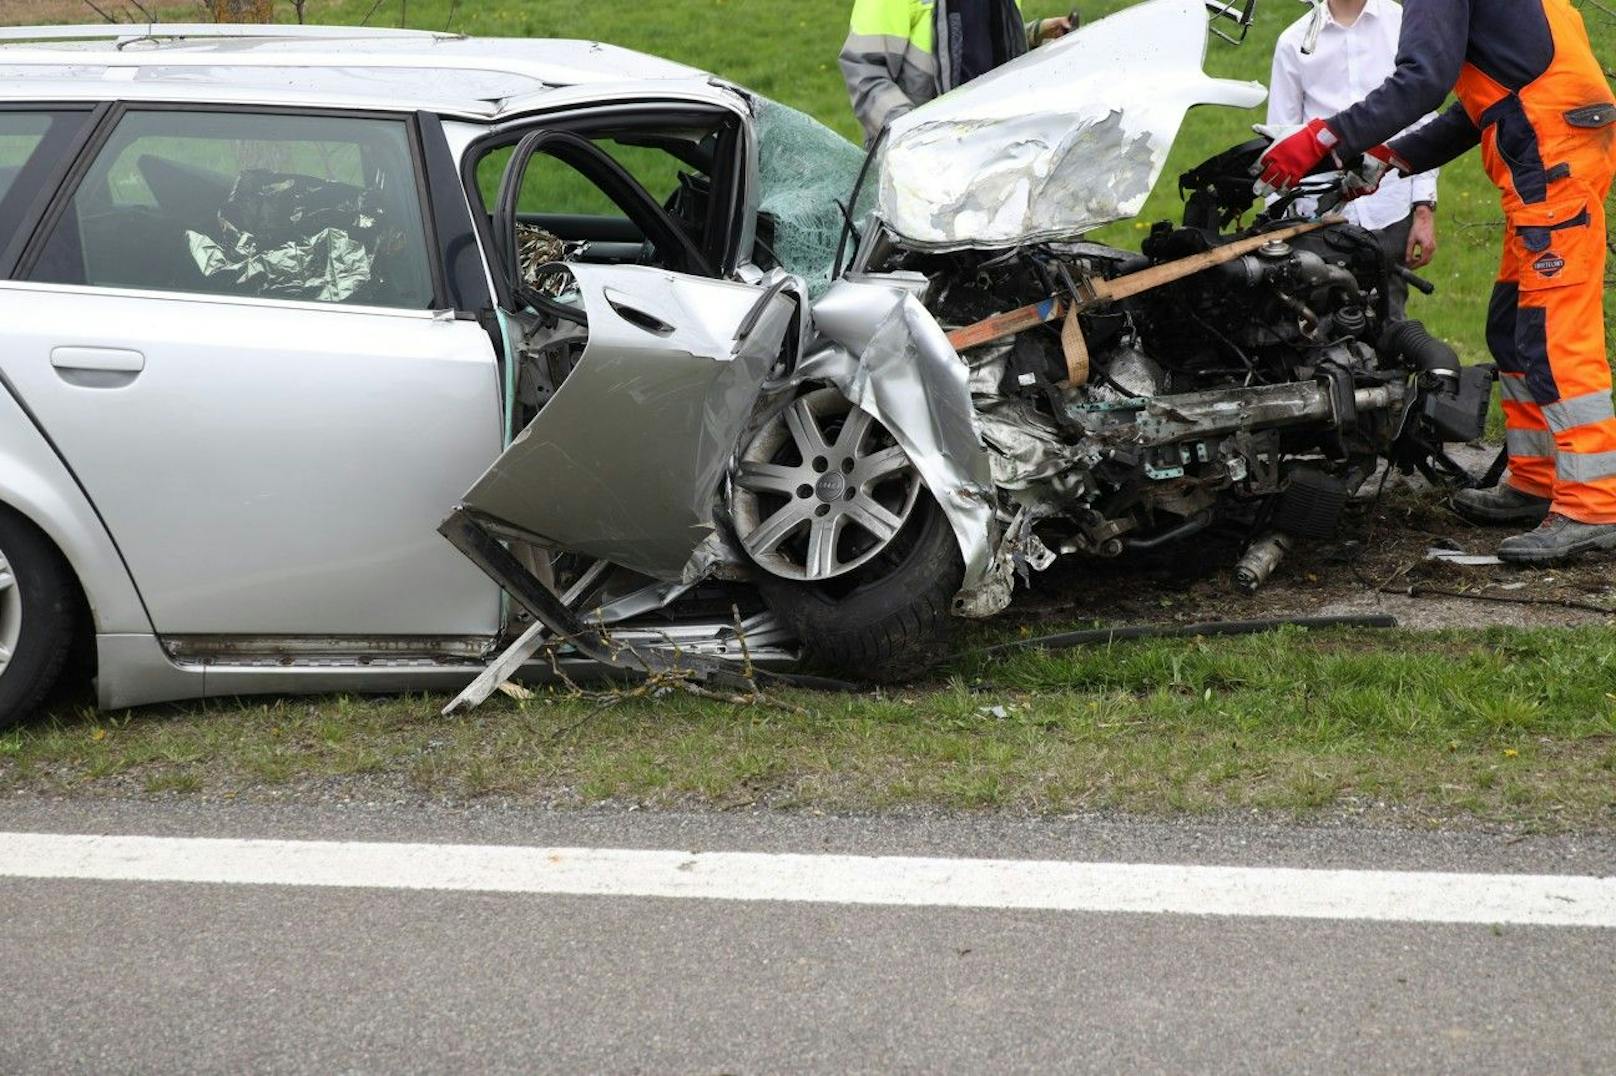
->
[876, 0, 1266, 251]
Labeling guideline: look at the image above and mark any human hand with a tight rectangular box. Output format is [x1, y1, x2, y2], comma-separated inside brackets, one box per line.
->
[1253, 118, 1338, 196]
[1405, 204, 1437, 269]
[1343, 144, 1410, 201]
[1037, 14, 1077, 41]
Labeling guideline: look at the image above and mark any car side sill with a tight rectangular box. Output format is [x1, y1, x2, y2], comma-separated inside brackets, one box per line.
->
[94, 633, 798, 711]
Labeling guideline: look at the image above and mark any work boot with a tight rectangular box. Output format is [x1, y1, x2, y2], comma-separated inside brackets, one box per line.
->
[1452, 484, 1552, 525]
[1496, 513, 1616, 564]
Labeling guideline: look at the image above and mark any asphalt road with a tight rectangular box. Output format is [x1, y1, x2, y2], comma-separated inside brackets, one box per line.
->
[3, 797, 1614, 1074]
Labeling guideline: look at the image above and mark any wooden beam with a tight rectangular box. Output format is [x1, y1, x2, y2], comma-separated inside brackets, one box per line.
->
[943, 218, 1339, 354]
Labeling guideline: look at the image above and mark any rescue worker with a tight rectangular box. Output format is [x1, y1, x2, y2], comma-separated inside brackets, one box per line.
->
[1255, 0, 1616, 563]
[839, 0, 1075, 145]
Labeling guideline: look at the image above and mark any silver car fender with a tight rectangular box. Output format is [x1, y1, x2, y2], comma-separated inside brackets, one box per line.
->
[801, 275, 1007, 616]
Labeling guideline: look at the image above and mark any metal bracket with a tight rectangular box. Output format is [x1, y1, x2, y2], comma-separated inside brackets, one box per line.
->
[440, 559, 610, 716]
[437, 507, 750, 690]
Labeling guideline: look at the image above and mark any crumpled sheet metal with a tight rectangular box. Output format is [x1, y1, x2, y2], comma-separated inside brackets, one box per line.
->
[461, 264, 798, 582]
[877, 0, 1266, 251]
[802, 276, 1006, 615]
[975, 398, 1085, 491]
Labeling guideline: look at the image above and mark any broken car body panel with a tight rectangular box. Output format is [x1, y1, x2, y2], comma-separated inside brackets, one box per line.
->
[799, 275, 1001, 611]
[876, 0, 1267, 251]
[460, 264, 796, 581]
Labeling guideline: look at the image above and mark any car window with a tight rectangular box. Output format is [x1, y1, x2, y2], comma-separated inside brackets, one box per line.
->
[30, 110, 434, 309]
[477, 136, 705, 214]
[0, 110, 82, 256]
[0, 113, 52, 203]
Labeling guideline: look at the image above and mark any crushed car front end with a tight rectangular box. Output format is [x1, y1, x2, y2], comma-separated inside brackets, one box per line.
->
[447, 0, 1492, 686]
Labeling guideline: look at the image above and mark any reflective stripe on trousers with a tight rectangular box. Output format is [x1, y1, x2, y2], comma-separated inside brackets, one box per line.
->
[1487, 180, 1616, 523]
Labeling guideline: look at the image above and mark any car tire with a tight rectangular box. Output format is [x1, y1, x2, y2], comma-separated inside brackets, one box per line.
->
[0, 507, 78, 729]
[755, 494, 963, 684]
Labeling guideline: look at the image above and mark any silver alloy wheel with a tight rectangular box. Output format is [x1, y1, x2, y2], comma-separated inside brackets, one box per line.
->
[731, 388, 922, 581]
[0, 542, 19, 680]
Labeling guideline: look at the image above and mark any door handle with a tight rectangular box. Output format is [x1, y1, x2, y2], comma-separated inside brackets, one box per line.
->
[602, 291, 676, 336]
[51, 346, 145, 374]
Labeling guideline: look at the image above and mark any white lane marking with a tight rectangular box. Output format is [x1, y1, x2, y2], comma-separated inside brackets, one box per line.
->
[1, 831, 1613, 927]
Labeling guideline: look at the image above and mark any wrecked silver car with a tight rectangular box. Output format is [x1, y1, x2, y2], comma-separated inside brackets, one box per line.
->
[444, 0, 1490, 687]
[0, 3, 1488, 719]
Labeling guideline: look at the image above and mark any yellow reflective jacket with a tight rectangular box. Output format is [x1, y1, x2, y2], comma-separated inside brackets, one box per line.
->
[839, 0, 1043, 144]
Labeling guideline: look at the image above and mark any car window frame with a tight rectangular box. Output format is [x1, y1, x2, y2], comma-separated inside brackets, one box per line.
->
[0, 102, 106, 280]
[13, 100, 450, 314]
[458, 101, 748, 314]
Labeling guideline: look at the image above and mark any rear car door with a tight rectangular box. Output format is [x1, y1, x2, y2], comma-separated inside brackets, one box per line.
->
[0, 105, 502, 637]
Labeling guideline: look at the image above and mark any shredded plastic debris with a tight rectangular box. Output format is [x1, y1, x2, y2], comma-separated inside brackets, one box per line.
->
[752, 98, 872, 296]
[516, 222, 580, 297]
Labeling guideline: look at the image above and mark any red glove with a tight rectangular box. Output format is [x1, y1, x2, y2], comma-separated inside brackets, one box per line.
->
[1254, 118, 1341, 195]
[1342, 143, 1412, 200]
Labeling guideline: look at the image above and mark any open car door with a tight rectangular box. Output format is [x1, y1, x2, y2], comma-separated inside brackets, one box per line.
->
[449, 128, 798, 585]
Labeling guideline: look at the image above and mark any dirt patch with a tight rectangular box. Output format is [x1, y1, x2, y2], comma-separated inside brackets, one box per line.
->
[1007, 445, 1616, 634]
[1, 0, 198, 25]
[4, 1, 102, 23]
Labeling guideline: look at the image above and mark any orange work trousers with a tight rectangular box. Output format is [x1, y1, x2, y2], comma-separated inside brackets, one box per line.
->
[1462, 0, 1616, 521]
[1489, 167, 1616, 523]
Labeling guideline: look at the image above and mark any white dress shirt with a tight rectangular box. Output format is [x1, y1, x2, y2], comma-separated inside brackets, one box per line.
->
[1267, 0, 1439, 232]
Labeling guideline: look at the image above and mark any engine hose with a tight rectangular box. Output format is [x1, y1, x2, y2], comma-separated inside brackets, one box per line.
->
[957, 613, 1398, 663]
[1380, 320, 1460, 380]
[1124, 512, 1212, 551]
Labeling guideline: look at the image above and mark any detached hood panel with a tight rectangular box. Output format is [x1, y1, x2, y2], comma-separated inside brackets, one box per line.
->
[876, 0, 1266, 251]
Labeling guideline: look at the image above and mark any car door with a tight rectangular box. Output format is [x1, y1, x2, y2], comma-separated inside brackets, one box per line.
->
[0, 105, 502, 638]
[454, 125, 797, 582]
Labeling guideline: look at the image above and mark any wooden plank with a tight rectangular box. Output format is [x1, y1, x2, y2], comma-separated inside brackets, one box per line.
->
[943, 218, 1339, 354]
[946, 294, 1066, 352]
[1086, 218, 1335, 305]
[1060, 303, 1089, 386]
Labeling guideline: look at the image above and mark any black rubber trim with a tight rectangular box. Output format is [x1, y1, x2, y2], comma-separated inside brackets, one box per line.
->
[415, 110, 492, 319]
[493, 129, 711, 289]
[0, 103, 103, 280]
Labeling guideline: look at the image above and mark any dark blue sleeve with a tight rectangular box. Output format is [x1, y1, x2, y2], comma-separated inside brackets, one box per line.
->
[1327, 0, 1471, 153]
[1389, 101, 1482, 172]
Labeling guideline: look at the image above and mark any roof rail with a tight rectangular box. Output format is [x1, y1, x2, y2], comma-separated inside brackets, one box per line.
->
[0, 23, 461, 46]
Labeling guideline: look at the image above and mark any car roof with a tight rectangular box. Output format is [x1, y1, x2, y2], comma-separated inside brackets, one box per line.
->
[0, 24, 737, 120]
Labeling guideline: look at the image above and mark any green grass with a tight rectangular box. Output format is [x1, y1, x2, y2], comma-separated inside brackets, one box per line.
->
[5, 626, 1616, 828]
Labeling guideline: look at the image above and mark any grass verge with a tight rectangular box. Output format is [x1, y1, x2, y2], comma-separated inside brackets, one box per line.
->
[5, 625, 1616, 830]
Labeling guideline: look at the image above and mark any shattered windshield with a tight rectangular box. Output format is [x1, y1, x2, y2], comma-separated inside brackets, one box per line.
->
[751, 97, 875, 296]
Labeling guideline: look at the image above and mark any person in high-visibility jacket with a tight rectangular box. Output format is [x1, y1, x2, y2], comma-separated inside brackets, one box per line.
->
[839, 0, 1075, 145]
[1256, 0, 1616, 563]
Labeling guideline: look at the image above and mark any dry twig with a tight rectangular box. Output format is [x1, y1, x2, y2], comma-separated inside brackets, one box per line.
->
[83, 0, 126, 23]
